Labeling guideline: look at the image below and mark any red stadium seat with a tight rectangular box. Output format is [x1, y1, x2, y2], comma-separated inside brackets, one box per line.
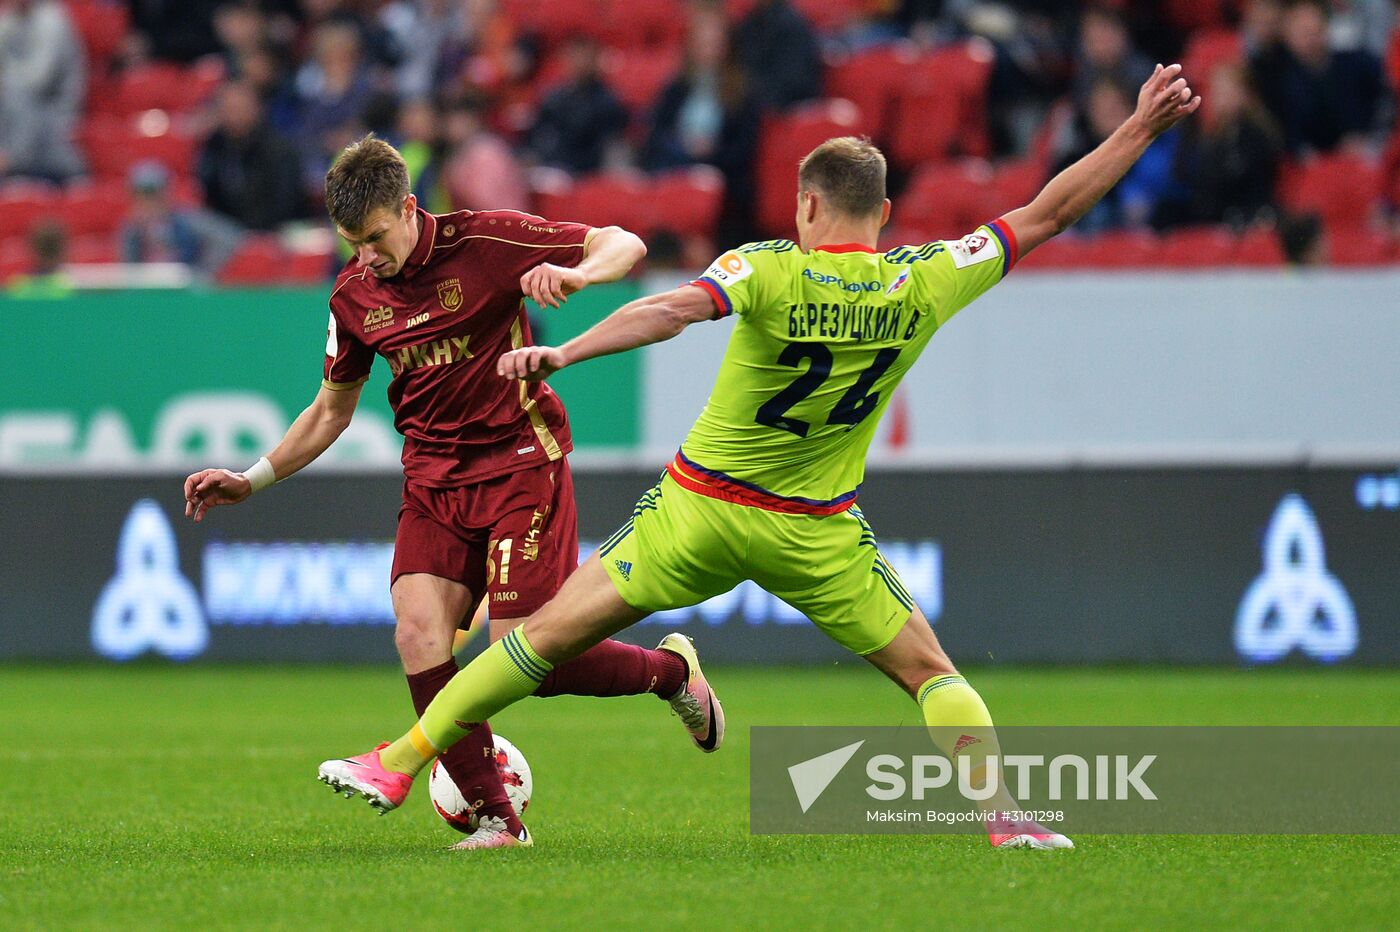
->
[1234, 227, 1286, 267]
[897, 160, 997, 240]
[66, 0, 130, 69]
[0, 182, 60, 240]
[824, 42, 918, 143]
[1164, 0, 1229, 32]
[501, 0, 604, 45]
[1181, 28, 1244, 102]
[597, 0, 685, 49]
[1160, 226, 1237, 267]
[217, 236, 288, 286]
[1281, 152, 1381, 234]
[649, 166, 725, 238]
[56, 182, 132, 237]
[1327, 228, 1396, 266]
[0, 236, 34, 284]
[283, 249, 339, 284]
[887, 40, 995, 167]
[987, 157, 1047, 216]
[79, 116, 198, 180]
[534, 171, 652, 231]
[600, 45, 683, 117]
[754, 98, 863, 237]
[113, 62, 223, 116]
[67, 235, 119, 264]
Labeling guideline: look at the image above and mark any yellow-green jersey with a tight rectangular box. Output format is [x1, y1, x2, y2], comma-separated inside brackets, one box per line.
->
[675, 220, 1019, 514]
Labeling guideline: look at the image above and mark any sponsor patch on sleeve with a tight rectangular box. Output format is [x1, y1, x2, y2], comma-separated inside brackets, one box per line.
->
[703, 250, 755, 287]
[947, 231, 1001, 270]
[325, 312, 337, 356]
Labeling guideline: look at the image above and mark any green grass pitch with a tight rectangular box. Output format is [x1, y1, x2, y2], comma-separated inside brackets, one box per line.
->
[5, 664, 1398, 929]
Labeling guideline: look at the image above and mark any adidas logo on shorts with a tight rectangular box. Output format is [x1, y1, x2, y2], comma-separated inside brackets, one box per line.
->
[614, 559, 633, 582]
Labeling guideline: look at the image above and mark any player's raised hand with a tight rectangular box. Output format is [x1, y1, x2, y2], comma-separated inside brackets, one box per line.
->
[520, 262, 587, 309]
[498, 345, 567, 382]
[183, 468, 252, 523]
[1135, 63, 1201, 137]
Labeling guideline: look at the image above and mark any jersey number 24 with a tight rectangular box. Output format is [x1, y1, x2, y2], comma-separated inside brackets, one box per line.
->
[755, 343, 901, 437]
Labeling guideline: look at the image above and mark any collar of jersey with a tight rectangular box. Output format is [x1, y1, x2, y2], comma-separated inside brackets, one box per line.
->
[401, 208, 438, 277]
[812, 243, 877, 254]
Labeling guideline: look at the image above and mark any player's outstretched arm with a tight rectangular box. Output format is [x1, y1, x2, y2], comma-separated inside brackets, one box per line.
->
[519, 225, 647, 309]
[1002, 63, 1201, 256]
[182, 382, 362, 522]
[498, 284, 715, 381]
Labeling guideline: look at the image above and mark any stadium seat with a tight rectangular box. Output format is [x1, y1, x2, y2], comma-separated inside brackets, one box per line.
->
[501, 0, 603, 45]
[534, 171, 652, 232]
[67, 235, 119, 264]
[597, 0, 685, 49]
[987, 157, 1047, 215]
[600, 45, 683, 118]
[1234, 227, 1287, 267]
[1327, 228, 1396, 266]
[1181, 28, 1244, 101]
[1160, 227, 1238, 267]
[283, 249, 339, 284]
[113, 62, 223, 116]
[0, 182, 60, 240]
[754, 98, 863, 237]
[217, 236, 288, 286]
[887, 40, 995, 167]
[823, 42, 918, 143]
[56, 182, 131, 237]
[1281, 152, 1381, 234]
[1164, 0, 1230, 33]
[649, 166, 725, 238]
[898, 160, 997, 240]
[66, 0, 130, 70]
[80, 117, 198, 181]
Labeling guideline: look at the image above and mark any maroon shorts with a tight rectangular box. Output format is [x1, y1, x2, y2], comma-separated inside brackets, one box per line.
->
[392, 458, 579, 620]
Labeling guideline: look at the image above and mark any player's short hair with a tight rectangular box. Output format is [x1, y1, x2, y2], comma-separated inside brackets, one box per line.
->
[797, 136, 887, 218]
[324, 134, 411, 233]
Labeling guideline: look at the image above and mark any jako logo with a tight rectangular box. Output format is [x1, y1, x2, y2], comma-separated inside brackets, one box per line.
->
[1234, 494, 1357, 664]
[91, 500, 207, 661]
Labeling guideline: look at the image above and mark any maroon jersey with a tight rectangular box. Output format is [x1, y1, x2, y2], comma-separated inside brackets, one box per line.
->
[323, 208, 593, 487]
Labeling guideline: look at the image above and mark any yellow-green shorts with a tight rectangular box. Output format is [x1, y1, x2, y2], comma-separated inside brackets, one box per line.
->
[599, 473, 914, 655]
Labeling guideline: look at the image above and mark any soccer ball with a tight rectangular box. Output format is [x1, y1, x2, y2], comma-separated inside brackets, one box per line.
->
[428, 734, 533, 833]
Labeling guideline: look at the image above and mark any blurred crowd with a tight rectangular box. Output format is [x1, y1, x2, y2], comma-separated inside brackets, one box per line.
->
[2, 0, 1400, 287]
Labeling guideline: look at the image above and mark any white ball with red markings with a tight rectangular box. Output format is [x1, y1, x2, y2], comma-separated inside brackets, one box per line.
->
[428, 734, 533, 833]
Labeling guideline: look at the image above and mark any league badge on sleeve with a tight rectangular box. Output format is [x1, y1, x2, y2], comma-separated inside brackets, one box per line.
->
[948, 231, 1000, 269]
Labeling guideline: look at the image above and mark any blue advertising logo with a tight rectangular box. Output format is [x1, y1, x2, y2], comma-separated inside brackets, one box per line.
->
[91, 499, 208, 661]
[1234, 494, 1357, 664]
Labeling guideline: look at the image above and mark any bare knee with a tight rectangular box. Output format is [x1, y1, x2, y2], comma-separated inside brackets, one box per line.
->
[394, 608, 455, 672]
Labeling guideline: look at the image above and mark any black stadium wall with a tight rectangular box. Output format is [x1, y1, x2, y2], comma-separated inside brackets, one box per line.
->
[2, 466, 1396, 666]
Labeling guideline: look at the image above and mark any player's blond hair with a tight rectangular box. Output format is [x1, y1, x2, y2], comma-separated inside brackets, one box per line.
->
[324, 134, 411, 233]
[798, 136, 886, 218]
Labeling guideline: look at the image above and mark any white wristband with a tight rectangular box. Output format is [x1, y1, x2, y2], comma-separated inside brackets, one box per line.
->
[243, 456, 277, 493]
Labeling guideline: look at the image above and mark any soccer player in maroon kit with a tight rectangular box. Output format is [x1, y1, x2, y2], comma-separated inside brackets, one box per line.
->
[182, 136, 722, 850]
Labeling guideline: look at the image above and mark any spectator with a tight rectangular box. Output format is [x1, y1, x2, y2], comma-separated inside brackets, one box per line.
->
[120, 161, 244, 280]
[528, 36, 629, 174]
[1268, 0, 1387, 154]
[395, 99, 451, 213]
[731, 0, 822, 110]
[644, 3, 760, 240]
[126, 0, 224, 63]
[213, 2, 268, 74]
[237, 44, 300, 135]
[197, 80, 305, 230]
[1072, 6, 1153, 106]
[1183, 65, 1284, 228]
[441, 100, 528, 211]
[7, 219, 71, 298]
[382, 0, 467, 101]
[1327, 0, 1393, 56]
[294, 21, 375, 186]
[1052, 77, 1188, 232]
[0, 0, 85, 183]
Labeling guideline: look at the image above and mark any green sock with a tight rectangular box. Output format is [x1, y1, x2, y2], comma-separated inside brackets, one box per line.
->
[916, 674, 1016, 811]
[379, 628, 553, 776]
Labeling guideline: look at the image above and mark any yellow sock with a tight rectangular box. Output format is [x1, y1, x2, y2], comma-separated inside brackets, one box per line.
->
[378, 628, 553, 776]
[916, 674, 1015, 810]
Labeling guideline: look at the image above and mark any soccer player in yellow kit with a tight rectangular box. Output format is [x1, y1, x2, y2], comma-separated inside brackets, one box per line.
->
[320, 64, 1200, 850]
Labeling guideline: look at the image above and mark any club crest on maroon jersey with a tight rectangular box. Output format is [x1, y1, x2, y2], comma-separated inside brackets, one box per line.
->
[438, 278, 463, 313]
